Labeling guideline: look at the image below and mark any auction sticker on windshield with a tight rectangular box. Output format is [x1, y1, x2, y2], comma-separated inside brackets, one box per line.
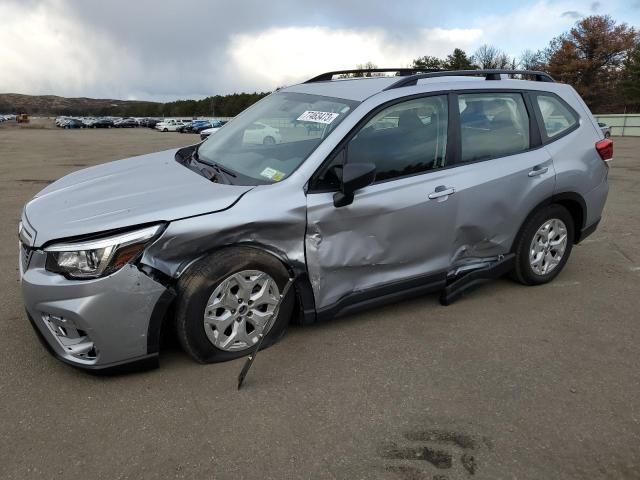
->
[260, 167, 286, 182]
[297, 111, 339, 124]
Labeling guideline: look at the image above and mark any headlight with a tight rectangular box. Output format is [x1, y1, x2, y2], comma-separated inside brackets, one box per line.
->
[44, 225, 162, 279]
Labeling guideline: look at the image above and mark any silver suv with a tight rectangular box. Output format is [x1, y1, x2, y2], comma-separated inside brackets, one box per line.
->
[19, 69, 612, 371]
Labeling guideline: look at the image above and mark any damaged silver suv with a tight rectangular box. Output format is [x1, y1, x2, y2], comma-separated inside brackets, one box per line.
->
[19, 69, 611, 371]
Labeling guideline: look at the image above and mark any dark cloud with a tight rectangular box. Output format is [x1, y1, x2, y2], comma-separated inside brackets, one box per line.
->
[561, 10, 582, 19]
[59, 0, 448, 98]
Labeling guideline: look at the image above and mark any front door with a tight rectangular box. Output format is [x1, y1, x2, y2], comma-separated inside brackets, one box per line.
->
[305, 94, 457, 311]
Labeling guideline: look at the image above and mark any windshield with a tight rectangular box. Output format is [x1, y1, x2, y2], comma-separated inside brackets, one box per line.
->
[197, 91, 358, 184]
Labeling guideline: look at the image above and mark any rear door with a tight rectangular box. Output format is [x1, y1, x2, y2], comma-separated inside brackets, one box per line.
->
[305, 94, 457, 311]
[444, 90, 556, 265]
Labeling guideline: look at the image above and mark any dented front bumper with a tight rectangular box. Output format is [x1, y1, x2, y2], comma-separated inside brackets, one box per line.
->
[21, 249, 167, 370]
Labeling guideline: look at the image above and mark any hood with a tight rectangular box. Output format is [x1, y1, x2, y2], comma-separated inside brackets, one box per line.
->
[25, 149, 253, 247]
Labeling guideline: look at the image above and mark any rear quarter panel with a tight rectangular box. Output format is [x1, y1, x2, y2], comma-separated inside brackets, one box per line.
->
[545, 85, 609, 227]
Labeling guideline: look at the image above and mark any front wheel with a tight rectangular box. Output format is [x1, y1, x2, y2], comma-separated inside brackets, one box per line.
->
[263, 136, 276, 145]
[604, 131, 611, 138]
[175, 248, 294, 363]
[512, 205, 574, 285]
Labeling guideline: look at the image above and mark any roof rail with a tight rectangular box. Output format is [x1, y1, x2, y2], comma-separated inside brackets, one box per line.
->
[304, 68, 439, 83]
[383, 69, 555, 90]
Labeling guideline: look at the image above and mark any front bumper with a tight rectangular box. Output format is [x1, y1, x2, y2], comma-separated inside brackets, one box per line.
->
[21, 249, 168, 370]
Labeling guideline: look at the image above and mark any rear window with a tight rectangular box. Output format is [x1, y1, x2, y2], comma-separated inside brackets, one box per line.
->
[458, 92, 530, 162]
[536, 94, 579, 139]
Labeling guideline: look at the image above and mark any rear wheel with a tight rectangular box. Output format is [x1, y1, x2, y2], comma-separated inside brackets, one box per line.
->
[604, 131, 611, 138]
[175, 248, 294, 363]
[512, 205, 574, 285]
[263, 136, 276, 145]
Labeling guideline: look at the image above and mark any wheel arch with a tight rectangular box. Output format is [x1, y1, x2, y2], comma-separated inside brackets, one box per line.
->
[512, 192, 587, 252]
[176, 243, 317, 325]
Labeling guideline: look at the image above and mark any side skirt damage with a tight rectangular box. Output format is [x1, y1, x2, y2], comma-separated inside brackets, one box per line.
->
[440, 254, 515, 306]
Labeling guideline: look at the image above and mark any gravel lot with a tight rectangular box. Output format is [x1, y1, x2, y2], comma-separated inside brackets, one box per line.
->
[1, 120, 639, 479]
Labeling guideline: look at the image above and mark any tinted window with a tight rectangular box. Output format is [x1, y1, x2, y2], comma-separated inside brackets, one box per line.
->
[458, 92, 530, 162]
[347, 96, 448, 182]
[537, 94, 579, 138]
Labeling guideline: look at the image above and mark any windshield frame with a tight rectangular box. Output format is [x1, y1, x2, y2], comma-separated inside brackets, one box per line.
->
[196, 91, 360, 186]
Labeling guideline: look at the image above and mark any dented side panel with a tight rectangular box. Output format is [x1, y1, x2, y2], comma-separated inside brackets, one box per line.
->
[141, 182, 308, 279]
[306, 172, 458, 309]
[447, 148, 556, 266]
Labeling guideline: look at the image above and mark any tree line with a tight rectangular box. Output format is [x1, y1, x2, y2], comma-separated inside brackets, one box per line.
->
[0, 92, 270, 118]
[100, 92, 270, 118]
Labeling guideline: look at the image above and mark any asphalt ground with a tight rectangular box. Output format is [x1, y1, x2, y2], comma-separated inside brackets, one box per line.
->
[1, 119, 639, 479]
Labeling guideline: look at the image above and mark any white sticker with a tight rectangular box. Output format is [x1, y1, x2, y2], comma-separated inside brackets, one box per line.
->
[297, 110, 339, 124]
[260, 167, 286, 181]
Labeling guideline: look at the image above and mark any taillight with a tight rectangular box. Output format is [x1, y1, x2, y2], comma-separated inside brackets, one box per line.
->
[596, 138, 613, 162]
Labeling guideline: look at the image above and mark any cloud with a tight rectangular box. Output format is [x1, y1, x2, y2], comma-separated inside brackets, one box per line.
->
[561, 10, 582, 19]
[590, 1, 601, 12]
[473, 1, 585, 56]
[228, 27, 482, 87]
[0, 0, 615, 100]
[0, 0, 141, 98]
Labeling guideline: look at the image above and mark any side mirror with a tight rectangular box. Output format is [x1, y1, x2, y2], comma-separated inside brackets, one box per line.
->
[333, 162, 376, 207]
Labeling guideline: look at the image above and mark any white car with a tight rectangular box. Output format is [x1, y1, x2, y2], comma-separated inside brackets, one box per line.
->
[155, 119, 186, 132]
[242, 122, 282, 145]
[199, 126, 222, 141]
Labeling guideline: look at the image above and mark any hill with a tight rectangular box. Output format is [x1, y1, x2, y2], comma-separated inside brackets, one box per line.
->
[0, 93, 158, 116]
[0, 92, 270, 118]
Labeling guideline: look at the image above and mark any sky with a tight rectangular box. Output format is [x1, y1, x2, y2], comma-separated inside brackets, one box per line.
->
[0, 0, 638, 101]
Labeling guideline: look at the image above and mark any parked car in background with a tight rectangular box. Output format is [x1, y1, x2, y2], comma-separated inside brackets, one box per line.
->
[181, 120, 209, 133]
[63, 118, 85, 129]
[242, 121, 282, 145]
[139, 118, 161, 128]
[176, 121, 194, 133]
[194, 120, 227, 134]
[598, 122, 611, 138]
[155, 119, 186, 132]
[114, 118, 138, 128]
[91, 118, 114, 128]
[199, 125, 223, 140]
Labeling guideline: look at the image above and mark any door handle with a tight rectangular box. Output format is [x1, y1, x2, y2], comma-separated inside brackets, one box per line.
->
[528, 166, 549, 177]
[428, 186, 455, 199]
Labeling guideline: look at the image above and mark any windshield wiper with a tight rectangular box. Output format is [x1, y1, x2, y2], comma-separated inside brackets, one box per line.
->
[193, 149, 237, 184]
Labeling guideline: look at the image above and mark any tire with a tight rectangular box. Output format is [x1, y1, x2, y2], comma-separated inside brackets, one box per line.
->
[163, 128, 168, 132]
[175, 247, 295, 364]
[263, 136, 276, 145]
[512, 204, 574, 285]
[604, 132, 611, 138]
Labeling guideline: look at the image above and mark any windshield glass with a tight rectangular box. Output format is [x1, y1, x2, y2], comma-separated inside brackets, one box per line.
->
[197, 91, 358, 184]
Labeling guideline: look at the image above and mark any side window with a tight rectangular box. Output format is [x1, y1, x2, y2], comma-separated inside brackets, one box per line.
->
[536, 94, 578, 139]
[458, 92, 530, 162]
[348, 95, 449, 182]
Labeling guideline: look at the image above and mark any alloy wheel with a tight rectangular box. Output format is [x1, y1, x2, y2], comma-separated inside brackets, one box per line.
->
[203, 270, 280, 351]
[529, 218, 568, 275]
